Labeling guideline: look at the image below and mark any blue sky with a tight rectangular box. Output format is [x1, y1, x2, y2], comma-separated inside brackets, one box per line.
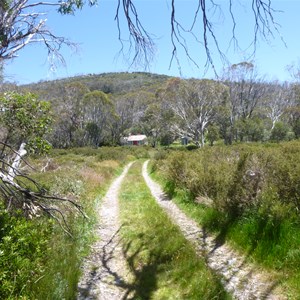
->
[4, 0, 300, 84]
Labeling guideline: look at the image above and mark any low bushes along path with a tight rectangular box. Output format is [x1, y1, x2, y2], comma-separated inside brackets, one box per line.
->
[78, 160, 286, 299]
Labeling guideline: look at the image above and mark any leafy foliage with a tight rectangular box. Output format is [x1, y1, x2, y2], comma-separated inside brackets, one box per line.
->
[0, 209, 51, 299]
[0, 147, 140, 299]
[270, 121, 290, 142]
[0, 92, 52, 153]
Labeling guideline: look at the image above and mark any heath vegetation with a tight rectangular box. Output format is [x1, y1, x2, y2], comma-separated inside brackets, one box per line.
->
[152, 141, 300, 297]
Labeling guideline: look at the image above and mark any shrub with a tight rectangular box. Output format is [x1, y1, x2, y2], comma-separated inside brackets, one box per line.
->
[206, 124, 220, 146]
[270, 121, 290, 142]
[157, 141, 300, 216]
[186, 144, 198, 151]
[0, 210, 51, 299]
[0, 147, 126, 299]
[154, 141, 300, 297]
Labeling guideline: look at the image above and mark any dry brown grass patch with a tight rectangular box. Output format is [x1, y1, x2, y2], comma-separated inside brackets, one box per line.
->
[80, 167, 105, 186]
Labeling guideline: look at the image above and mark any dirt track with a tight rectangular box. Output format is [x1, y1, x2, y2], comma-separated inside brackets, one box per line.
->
[142, 160, 285, 300]
[77, 162, 133, 300]
[77, 160, 286, 300]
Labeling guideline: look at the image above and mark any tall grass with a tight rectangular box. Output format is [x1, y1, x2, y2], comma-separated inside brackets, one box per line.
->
[119, 161, 230, 299]
[152, 141, 300, 298]
[0, 146, 142, 299]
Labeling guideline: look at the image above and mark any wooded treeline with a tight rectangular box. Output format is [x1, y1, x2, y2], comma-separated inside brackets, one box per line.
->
[4, 65, 300, 148]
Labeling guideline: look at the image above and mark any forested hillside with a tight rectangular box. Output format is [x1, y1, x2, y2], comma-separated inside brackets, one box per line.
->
[7, 66, 300, 149]
[22, 72, 171, 96]
[18, 72, 172, 148]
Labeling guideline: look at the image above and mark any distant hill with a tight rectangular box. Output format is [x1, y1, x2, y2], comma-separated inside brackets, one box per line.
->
[20, 72, 172, 99]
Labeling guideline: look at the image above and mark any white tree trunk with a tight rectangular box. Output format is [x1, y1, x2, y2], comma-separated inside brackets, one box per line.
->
[7, 143, 27, 182]
[0, 143, 27, 188]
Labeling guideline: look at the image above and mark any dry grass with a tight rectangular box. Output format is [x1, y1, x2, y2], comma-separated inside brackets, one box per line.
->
[80, 167, 105, 186]
[95, 159, 120, 169]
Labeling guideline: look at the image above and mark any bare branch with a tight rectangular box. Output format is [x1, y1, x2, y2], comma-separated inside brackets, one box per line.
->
[114, 0, 155, 69]
[1, 0, 283, 81]
[249, 0, 285, 56]
[0, 141, 87, 235]
[0, 0, 77, 68]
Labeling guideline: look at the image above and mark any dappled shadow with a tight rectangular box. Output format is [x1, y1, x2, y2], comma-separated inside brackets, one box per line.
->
[196, 223, 282, 300]
[159, 192, 171, 202]
[261, 282, 282, 300]
[78, 225, 163, 300]
[77, 226, 133, 299]
[120, 233, 161, 300]
[209, 218, 235, 253]
[142, 160, 285, 299]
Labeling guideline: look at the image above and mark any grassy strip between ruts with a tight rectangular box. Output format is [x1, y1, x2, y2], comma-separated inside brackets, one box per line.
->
[119, 160, 231, 300]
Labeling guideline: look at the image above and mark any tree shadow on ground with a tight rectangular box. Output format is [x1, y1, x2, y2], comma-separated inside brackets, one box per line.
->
[201, 217, 282, 300]
[77, 227, 162, 300]
[77, 227, 130, 299]
[120, 235, 161, 300]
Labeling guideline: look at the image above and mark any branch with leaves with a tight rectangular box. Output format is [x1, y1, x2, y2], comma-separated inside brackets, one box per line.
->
[0, 92, 87, 235]
[0, 0, 77, 69]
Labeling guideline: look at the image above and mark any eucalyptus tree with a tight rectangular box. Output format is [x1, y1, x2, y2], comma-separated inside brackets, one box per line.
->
[0, 92, 83, 224]
[285, 64, 300, 138]
[112, 89, 155, 141]
[0, 92, 52, 153]
[111, 93, 136, 144]
[50, 81, 89, 147]
[0, 0, 76, 68]
[287, 83, 300, 138]
[139, 100, 174, 147]
[165, 78, 228, 147]
[263, 81, 292, 130]
[222, 62, 266, 143]
[82, 90, 116, 146]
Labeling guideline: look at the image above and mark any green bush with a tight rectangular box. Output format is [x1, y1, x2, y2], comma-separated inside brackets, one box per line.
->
[0, 210, 51, 299]
[160, 142, 300, 216]
[270, 121, 290, 142]
[0, 147, 126, 299]
[154, 141, 300, 296]
[161, 146, 235, 205]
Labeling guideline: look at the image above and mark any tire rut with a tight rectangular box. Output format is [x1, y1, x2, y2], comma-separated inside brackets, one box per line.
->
[77, 162, 134, 300]
[142, 160, 286, 300]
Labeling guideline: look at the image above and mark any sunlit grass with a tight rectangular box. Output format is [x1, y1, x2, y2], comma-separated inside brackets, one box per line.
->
[119, 161, 230, 299]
